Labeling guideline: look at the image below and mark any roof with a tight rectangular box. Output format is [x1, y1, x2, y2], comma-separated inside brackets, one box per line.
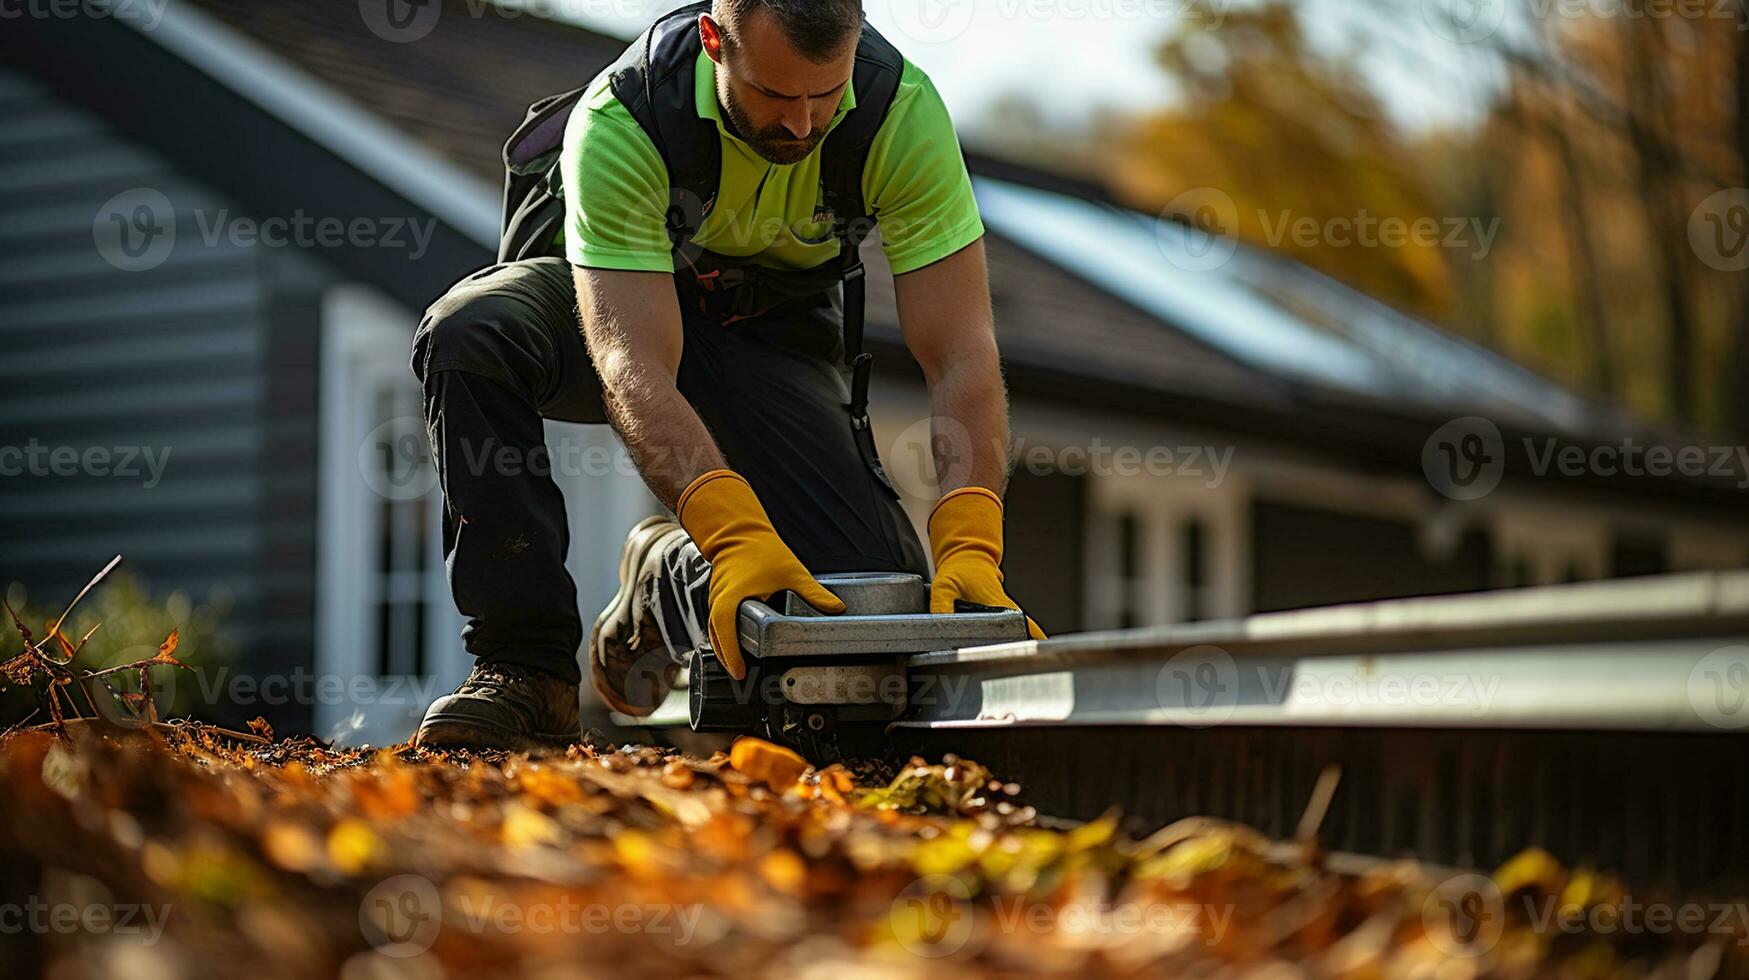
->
[10, 0, 1741, 512]
[167, 0, 1297, 414]
[175, 0, 1597, 423]
[974, 178, 1608, 437]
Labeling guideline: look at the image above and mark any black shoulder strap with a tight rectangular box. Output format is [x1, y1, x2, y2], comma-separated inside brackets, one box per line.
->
[820, 21, 905, 255]
[821, 21, 904, 418]
[609, 0, 720, 261]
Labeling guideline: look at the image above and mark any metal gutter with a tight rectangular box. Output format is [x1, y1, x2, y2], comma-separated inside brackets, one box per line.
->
[901, 571, 1749, 732]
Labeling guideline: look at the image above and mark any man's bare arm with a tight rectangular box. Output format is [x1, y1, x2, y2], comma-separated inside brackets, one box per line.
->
[574, 266, 724, 510]
[893, 237, 1011, 496]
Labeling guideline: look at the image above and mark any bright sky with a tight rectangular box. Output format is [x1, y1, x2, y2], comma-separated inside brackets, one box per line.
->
[494, 0, 1493, 139]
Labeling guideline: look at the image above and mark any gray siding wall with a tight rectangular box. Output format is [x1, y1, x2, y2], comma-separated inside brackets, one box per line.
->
[0, 68, 324, 727]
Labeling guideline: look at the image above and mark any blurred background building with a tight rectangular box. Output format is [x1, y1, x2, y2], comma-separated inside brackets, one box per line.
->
[2, 0, 1746, 740]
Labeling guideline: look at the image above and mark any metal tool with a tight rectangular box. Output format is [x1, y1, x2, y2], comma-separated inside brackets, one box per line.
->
[686, 572, 1029, 762]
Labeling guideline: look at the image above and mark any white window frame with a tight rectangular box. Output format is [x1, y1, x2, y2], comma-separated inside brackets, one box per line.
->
[316, 285, 466, 745]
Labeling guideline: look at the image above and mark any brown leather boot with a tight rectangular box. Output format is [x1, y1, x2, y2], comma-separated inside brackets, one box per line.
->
[414, 661, 581, 751]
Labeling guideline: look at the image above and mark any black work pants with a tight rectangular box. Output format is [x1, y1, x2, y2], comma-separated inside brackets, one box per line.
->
[410, 258, 927, 684]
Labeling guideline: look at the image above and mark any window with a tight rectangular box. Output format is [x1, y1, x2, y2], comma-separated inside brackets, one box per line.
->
[367, 384, 431, 680]
[317, 286, 465, 744]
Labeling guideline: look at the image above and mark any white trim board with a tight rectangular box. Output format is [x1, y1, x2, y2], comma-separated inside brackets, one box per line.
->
[129, 0, 500, 247]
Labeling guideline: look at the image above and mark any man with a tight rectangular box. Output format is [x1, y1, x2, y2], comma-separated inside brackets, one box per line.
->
[411, 0, 1042, 750]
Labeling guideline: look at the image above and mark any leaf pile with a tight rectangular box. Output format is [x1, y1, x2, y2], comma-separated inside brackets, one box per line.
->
[2, 726, 1745, 980]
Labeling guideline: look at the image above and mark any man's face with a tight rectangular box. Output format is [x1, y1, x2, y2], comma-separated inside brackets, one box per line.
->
[703, 10, 857, 166]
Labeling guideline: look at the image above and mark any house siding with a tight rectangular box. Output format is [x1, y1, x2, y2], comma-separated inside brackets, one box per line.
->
[0, 68, 323, 729]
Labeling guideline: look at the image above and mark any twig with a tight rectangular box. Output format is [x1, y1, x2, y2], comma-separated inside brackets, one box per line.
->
[46, 554, 122, 654]
[2, 596, 32, 647]
[1, 707, 40, 741]
[83, 659, 192, 681]
[1296, 765, 1342, 844]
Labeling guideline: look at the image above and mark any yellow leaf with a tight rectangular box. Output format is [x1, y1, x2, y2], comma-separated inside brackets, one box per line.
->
[327, 819, 384, 875]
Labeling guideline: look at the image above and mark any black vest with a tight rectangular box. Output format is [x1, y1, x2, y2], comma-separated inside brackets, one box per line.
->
[495, 3, 906, 479]
[497, 3, 904, 327]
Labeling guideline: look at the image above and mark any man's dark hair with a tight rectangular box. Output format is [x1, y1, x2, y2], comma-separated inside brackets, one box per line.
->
[713, 0, 864, 62]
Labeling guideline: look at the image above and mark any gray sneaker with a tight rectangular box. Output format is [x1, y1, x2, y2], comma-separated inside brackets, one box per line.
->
[589, 515, 690, 717]
[414, 661, 582, 751]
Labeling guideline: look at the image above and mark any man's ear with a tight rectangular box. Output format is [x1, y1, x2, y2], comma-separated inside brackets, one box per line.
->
[699, 14, 726, 63]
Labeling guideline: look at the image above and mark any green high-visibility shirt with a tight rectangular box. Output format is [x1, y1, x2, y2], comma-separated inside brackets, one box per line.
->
[559, 49, 983, 277]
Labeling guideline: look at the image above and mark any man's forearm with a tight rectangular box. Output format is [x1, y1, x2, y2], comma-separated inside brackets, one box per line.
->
[573, 266, 724, 511]
[599, 368, 725, 512]
[929, 351, 1011, 498]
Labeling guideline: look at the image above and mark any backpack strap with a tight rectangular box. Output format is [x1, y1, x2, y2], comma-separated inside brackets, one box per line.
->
[609, 0, 720, 262]
[819, 23, 904, 430]
[497, 84, 588, 263]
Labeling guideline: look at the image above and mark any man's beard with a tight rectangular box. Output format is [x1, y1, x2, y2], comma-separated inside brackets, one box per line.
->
[721, 85, 827, 165]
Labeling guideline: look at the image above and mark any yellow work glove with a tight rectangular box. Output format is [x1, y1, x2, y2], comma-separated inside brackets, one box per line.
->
[677, 469, 846, 679]
[928, 486, 1047, 640]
